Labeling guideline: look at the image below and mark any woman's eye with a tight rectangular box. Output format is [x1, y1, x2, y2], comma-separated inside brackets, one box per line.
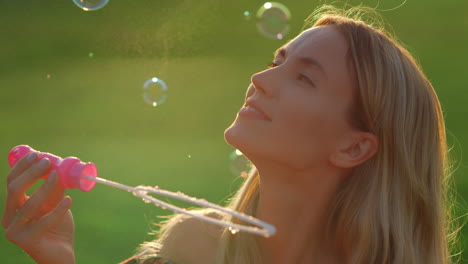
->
[299, 74, 315, 86]
[268, 61, 278, 68]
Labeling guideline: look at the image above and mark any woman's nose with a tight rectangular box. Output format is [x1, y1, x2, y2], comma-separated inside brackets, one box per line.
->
[250, 69, 276, 97]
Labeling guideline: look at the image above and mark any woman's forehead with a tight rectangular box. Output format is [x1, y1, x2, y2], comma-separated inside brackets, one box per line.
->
[279, 26, 346, 56]
[275, 25, 356, 100]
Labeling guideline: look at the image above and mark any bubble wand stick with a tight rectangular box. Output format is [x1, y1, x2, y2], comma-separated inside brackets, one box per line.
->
[8, 145, 276, 237]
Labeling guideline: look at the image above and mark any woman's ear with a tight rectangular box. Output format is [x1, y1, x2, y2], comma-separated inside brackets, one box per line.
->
[328, 132, 378, 169]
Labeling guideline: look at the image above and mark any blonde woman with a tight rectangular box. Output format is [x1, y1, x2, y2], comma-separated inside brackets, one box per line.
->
[2, 5, 459, 264]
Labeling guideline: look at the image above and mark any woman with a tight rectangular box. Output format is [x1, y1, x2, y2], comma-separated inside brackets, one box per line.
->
[2, 5, 459, 264]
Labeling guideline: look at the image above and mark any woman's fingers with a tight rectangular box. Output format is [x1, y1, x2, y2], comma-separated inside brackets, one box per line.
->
[11, 171, 60, 225]
[6, 152, 38, 185]
[5, 196, 72, 248]
[30, 171, 66, 215]
[30, 196, 72, 237]
[8, 158, 51, 198]
[2, 159, 51, 228]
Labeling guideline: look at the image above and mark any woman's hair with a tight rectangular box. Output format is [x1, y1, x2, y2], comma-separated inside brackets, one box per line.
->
[135, 4, 461, 264]
[215, 4, 460, 264]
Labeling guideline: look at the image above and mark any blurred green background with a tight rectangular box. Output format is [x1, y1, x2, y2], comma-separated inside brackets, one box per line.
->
[0, 0, 466, 263]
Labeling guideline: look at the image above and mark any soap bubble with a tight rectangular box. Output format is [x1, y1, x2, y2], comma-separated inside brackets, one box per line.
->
[229, 149, 251, 177]
[143, 77, 168, 107]
[88, 52, 94, 58]
[243, 11, 252, 21]
[72, 0, 110, 11]
[256, 2, 291, 39]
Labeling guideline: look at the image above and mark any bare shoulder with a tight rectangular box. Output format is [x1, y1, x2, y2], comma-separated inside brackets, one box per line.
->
[156, 209, 224, 264]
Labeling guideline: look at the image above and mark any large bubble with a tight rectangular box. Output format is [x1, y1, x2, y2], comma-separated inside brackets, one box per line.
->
[142, 77, 168, 107]
[72, 0, 110, 11]
[256, 2, 291, 40]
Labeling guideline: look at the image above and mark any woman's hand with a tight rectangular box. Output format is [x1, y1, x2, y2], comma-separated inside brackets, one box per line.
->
[2, 152, 75, 264]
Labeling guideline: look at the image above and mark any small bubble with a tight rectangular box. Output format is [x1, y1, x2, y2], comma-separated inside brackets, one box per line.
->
[229, 149, 251, 177]
[188, 154, 192, 158]
[72, 0, 110, 11]
[46, 74, 51, 79]
[142, 77, 168, 107]
[243, 10, 252, 20]
[256, 2, 291, 39]
[88, 52, 94, 58]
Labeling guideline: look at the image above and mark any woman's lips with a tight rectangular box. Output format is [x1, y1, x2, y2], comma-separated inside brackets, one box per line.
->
[238, 101, 271, 121]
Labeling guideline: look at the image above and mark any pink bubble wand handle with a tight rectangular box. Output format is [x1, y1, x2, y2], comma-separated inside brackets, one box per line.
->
[7, 145, 276, 236]
[8, 145, 97, 192]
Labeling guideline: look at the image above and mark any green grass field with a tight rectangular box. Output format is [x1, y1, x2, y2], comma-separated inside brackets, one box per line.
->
[0, 0, 467, 263]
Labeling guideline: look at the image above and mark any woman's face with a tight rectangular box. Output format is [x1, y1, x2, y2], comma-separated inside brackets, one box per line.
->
[224, 25, 358, 170]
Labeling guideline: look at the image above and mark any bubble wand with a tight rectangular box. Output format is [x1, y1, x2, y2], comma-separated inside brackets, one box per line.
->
[8, 145, 276, 237]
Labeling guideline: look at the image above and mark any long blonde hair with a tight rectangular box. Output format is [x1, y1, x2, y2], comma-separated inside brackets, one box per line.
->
[215, 5, 459, 264]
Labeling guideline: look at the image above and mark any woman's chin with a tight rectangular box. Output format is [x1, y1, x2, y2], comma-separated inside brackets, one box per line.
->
[224, 124, 240, 148]
[224, 122, 252, 152]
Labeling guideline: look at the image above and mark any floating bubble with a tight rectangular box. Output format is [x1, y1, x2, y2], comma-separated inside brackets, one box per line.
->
[229, 149, 251, 177]
[142, 77, 168, 107]
[46, 74, 52, 79]
[256, 2, 291, 40]
[72, 0, 110, 11]
[243, 11, 252, 20]
[88, 52, 94, 58]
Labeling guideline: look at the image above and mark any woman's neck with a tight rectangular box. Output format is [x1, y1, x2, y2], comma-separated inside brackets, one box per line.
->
[254, 163, 344, 263]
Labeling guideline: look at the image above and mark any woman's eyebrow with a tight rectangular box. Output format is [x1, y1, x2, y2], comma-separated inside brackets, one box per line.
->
[274, 47, 328, 79]
[273, 47, 286, 59]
